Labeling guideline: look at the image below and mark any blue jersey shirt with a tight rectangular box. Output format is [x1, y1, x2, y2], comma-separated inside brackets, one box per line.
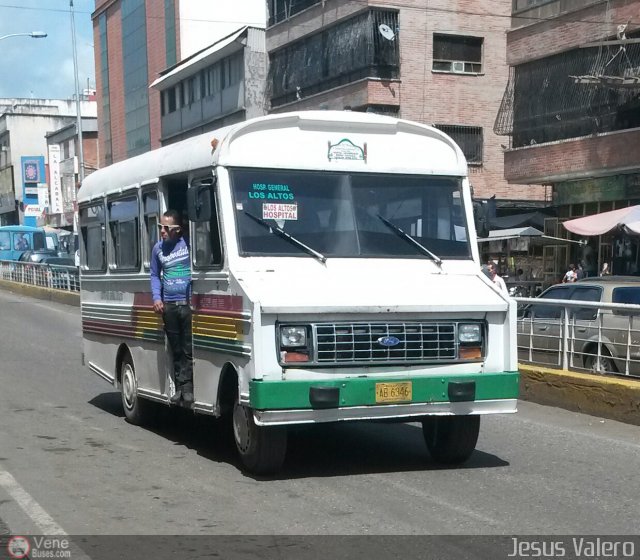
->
[150, 237, 191, 302]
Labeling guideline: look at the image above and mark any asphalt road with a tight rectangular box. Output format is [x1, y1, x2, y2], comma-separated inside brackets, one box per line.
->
[0, 287, 639, 547]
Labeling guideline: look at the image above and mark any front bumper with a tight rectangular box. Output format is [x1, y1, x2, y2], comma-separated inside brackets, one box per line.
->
[250, 371, 519, 426]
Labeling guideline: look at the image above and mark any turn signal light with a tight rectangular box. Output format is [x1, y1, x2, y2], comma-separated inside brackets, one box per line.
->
[283, 351, 310, 363]
[459, 346, 482, 360]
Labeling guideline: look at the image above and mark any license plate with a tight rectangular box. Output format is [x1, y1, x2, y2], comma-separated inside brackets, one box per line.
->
[375, 382, 412, 403]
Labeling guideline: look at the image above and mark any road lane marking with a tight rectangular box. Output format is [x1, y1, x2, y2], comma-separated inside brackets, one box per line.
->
[0, 469, 66, 535]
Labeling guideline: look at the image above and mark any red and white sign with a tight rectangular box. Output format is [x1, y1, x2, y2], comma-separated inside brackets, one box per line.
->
[24, 204, 42, 217]
[48, 145, 63, 214]
[262, 203, 298, 221]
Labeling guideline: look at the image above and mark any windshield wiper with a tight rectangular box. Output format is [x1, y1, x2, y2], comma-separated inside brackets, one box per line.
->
[377, 214, 443, 268]
[244, 211, 327, 264]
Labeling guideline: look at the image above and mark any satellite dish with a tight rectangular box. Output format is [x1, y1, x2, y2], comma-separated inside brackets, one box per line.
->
[378, 24, 395, 41]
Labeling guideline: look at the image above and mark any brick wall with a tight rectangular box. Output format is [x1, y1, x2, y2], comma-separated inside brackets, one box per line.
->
[507, 0, 640, 65]
[146, 0, 165, 151]
[266, 0, 545, 202]
[504, 128, 640, 183]
[82, 134, 99, 174]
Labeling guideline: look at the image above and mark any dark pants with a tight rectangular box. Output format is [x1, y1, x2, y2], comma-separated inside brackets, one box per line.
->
[162, 304, 193, 388]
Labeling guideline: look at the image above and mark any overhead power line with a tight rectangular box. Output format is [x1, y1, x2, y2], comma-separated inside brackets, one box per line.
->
[0, 1, 637, 27]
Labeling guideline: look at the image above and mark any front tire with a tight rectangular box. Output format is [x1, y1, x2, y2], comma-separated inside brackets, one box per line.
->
[422, 415, 480, 465]
[120, 353, 154, 425]
[232, 401, 287, 475]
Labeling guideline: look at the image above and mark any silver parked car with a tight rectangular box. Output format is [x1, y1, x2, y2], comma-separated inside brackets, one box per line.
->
[518, 276, 640, 375]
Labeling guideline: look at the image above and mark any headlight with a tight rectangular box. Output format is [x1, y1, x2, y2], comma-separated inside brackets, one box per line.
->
[280, 325, 307, 347]
[458, 323, 481, 343]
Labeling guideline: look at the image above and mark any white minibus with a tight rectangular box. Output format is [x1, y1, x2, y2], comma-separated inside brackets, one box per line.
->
[78, 111, 518, 474]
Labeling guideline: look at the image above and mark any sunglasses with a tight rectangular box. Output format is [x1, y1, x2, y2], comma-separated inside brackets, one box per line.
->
[157, 224, 181, 232]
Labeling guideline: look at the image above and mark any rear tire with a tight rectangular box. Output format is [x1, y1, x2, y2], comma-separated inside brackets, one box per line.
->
[120, 353, 154, 425]
[422, 415, 480, 465]
[232, 401, 287, 475]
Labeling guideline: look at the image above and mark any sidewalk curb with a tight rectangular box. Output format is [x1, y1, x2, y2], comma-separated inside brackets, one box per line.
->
[520, 364, 640, 426]
[0, 279, 79, 307]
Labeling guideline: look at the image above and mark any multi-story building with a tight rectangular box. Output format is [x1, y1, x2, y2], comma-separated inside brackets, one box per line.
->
[92, 0, 266, 165]
[150, 26, 268, 145]
[0, 98, 97, 226]
[265, 0, 545, 205]
[497, 0, 640, 281]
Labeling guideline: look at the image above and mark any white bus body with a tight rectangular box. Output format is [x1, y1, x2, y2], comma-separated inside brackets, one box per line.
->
[78, 111, 518, 474]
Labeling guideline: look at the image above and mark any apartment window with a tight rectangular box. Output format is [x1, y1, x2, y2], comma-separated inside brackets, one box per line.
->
[108, 195, 140, 270]
[99, 13, 113, 165]
[512, 0, 553, 12]
[164, 0, 177, 66]
[433, 34, 482, 74]
[269, 9, 399, 107]
[269, 0, 321, 26]
[122, 0, 151, 156]
[435, 125, 483, 165]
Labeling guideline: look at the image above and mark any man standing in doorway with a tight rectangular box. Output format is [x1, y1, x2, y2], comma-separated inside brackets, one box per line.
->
[151, 210, 194, 405]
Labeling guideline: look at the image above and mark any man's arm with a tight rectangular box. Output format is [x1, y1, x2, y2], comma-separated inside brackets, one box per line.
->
[150, 244, 163, 314]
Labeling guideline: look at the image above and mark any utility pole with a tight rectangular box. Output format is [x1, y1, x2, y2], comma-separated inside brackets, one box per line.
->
[70, 0, 84, 236]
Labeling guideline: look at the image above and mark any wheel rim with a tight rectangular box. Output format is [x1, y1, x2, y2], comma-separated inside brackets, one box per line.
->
[121, 362, 137, 410]
[232, 402, 252, 454]
[588, 354, 611, 374]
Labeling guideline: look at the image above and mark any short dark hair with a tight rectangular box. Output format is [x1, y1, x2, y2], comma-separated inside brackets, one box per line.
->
[163, 209, 181, 225]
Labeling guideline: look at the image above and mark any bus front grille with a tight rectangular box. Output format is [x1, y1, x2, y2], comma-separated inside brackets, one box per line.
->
[314, 322, 457, 364]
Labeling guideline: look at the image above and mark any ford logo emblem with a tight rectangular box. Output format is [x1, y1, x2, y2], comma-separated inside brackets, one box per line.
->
[377, 336, 400, 347]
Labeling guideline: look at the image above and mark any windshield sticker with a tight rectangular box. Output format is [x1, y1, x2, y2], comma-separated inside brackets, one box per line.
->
[250, 182, 295, 200]
[263, 203, 298, 221]
[328, 139, 367, 163]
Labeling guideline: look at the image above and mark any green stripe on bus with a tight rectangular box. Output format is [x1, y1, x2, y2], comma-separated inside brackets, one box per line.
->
[193, 335, 251, 357]
[249, 371, 519, 410]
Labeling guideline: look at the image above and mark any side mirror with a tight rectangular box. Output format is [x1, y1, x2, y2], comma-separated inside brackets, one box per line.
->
[473, 200, 490, 239]
[187, 182, 213, 223]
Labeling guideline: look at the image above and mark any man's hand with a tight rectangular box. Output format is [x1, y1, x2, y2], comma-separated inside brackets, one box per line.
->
[153, 300, 164, 314]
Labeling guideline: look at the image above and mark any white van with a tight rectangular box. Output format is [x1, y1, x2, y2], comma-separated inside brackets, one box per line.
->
[78, 111, 518, 474]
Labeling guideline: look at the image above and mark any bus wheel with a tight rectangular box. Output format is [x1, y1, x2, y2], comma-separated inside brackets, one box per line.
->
[422, 415, 480, 465]
[120, 354, 152, 425]
[232, 401, 287, 475]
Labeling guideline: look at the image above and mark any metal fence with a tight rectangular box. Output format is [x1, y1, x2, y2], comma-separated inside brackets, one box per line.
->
[0, 259, 80, 292]
[515, 297, 640, 378]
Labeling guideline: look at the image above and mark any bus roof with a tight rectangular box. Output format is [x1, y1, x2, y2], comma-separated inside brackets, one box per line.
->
[0, 225, 44, 232]
[79, 111, 467, 202]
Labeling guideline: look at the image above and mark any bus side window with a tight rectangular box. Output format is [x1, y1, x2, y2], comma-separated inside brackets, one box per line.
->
[80, 203, 107, 271]
[108, 196, 140, 270]
[142, 190, 159, 269]
[192, 176, 222, 269]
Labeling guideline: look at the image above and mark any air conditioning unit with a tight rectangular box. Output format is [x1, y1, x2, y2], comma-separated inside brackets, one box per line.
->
[452, 61, 465, 73]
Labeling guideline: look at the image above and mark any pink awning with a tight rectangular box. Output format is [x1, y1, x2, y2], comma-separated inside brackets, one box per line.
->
[562, 205, 640, 236]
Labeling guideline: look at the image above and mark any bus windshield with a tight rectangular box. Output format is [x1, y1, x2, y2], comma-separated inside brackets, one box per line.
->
[231, 168, 471, 259]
